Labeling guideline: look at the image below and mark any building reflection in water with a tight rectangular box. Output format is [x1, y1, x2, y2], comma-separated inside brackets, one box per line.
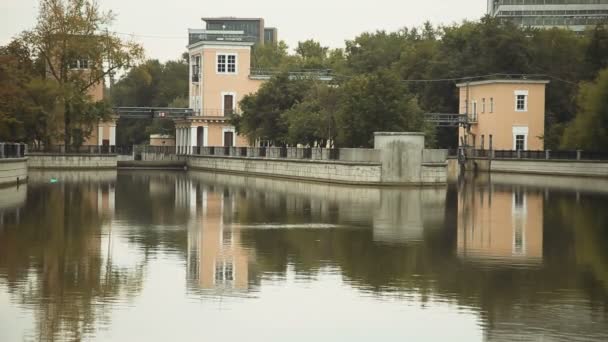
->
[179, 172, 448, 294]
[179, 177, 253, 294]
[457, 178, 543, 266]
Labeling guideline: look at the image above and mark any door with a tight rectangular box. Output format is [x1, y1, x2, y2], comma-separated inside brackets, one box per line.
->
[223, 94, 234, 115]
[224, 131, 234, 147]
[197, 127, 204, 147]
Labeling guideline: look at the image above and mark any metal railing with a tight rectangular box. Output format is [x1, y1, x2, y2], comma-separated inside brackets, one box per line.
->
[464, 149, 608, 161]
[0, 143, 27, 159]
[27, 145, 118, 154]
[192, 108, 241, 116]
[188, 146, 341, 161]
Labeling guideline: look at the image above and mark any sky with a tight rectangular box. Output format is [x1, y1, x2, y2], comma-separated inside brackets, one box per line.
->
[0, 0, 487, 62]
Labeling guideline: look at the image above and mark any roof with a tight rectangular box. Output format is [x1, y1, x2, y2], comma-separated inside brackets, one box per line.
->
[202, 17, 263, 22]
[456, 79, 550, 87]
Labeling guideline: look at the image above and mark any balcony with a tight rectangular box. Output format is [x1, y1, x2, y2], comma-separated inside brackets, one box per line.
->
[192, 108, 242, 117]
[188, 29, 258, 46]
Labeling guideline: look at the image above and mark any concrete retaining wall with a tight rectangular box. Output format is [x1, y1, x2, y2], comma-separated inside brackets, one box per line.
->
[491, 159, 608, 177]
[188, 155, 382, 185]
[0, 158, 28, 186]
[447, 157, 608, 179]
[27, 154, 117, 169]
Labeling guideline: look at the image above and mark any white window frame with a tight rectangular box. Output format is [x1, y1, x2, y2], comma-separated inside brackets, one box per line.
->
[213, 258, 235, 286]
[222, 127, 237, 147]
[490, 97, 494, 113]
[482, 98, 486, 113]
[221, 91, 237, 116]
[216, 52, 238, 75]
[514, 90, 528, 112]
[512, 126, 528, 150]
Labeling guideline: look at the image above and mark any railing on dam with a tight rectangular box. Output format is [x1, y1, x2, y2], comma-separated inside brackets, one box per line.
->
[450, 148, 608, 162]
[0, 143, 27, 159]
[190, 146, 343, 161]
[27, 145, 122, 155]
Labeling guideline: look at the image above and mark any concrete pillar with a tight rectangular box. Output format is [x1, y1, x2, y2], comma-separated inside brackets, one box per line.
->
[175, 127, 180, 154]
[576, 150, 582, 160]
[545, 149, 551, 160]
[98, 125, 104, 146]
[110, 125, 116, 146]
[0, 143, 4, 158]
[190, 126, 197, 154]
[374, 132, 424, 184]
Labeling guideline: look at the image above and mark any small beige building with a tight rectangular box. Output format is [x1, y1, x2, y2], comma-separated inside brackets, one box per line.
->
[149, 134, 175, 146]
[457, 80, 549, 151]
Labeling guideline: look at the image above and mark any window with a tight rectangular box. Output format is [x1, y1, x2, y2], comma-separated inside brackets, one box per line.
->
[515, 134, 525, 150]
[481, 135, 485, 150]
[69, 58, 90, 70]
[489, 134, 493, 150]
[217, 53, 237, 74]
[214, 260, 234, 285]
[515, 90, 528, 112]
[490, 97, 494, 113]
[516, 95, 526, 111]
[191, 55, 200, 82]
[482, 98, 486, 113]
[472, 101, 477, 121]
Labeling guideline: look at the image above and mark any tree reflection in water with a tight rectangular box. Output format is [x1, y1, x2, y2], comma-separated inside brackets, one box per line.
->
[0, 173, 144, 341]
[0, 170, 607, 341]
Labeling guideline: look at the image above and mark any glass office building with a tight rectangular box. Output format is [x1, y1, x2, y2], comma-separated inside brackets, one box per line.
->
[488, 0, 608, 32]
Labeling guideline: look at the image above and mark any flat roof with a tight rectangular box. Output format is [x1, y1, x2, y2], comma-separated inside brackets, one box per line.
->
[202, 17, 263, 22]
[456, 79, 550, 87]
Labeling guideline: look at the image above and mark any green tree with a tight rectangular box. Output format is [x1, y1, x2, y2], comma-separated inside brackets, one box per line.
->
[282, 83, 339, 146]
[233, 73, 313, 145]
[251, 41, 291, 69]
[0, 40, 60, 145]
[561, 68, 608, 149]
[335, 70, 425, 147]
[22, 0, 143, 147]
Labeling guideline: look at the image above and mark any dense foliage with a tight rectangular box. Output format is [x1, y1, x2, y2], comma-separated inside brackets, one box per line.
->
[244, 18, 608, 148]
[0, 0, 143, 148]
[110, 57, 188, 146]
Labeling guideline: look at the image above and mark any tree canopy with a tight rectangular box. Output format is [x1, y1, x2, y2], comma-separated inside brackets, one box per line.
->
[1, 0, 144, 147]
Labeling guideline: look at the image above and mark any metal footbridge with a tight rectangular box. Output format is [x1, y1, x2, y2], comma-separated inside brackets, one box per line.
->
[113, 107, 194, 119]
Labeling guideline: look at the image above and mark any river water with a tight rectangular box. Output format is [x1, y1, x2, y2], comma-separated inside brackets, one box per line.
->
[0, 170, 607, 341]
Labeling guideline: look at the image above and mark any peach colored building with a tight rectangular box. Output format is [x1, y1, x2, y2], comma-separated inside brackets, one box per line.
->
[175, 28, 265, 153]
[149, 134, 175, 147]
[47, 58, 117, 147]
[457, 80, 549, 151]
[457, 186, 543, 265]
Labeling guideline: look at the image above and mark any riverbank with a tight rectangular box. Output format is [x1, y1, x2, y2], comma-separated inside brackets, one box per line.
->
[448, 157, 608, 180]
[0, 158, 28, 186]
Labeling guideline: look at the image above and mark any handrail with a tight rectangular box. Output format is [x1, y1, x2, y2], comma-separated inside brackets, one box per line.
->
[0, 143, 27, 159]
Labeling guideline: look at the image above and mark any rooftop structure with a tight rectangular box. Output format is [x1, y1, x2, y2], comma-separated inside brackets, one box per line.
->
[195, 17, 277, 45]
[488, 0, 608, 32]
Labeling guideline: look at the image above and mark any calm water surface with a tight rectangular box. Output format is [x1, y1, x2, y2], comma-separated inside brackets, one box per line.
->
[1, 170, 607, 341]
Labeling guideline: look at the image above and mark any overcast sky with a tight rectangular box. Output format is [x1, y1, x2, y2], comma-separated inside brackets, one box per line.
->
[1, 0, 487, 61]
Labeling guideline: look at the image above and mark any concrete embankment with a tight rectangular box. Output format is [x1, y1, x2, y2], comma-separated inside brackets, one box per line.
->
[188, 155, 383, 185]
[448, 158, 608, 180]
[27, 154, 117, 169]
[118, 160, 186, 170]
[0, 158, 28, 186]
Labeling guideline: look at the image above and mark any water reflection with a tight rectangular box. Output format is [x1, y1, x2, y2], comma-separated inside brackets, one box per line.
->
[0, 171, 145, 342]
[0, 170, 607, 341]
[458, 179, 544, 266]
